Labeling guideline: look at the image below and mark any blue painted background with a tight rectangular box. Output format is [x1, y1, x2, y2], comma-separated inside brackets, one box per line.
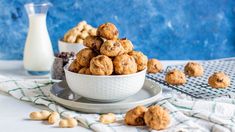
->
[1, 0, 235, 60]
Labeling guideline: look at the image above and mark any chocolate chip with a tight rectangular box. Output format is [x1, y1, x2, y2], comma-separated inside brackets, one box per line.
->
[135, 117, 145, 125]
[154, 64, 158, 68]
[98, 56, 105, 60]
[120, 38, 127, 40]
[168, 72, 174, 75]
[217, 78, 223, 82]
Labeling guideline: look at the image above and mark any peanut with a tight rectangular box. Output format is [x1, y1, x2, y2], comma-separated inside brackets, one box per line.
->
[59, 118, 78, 128]
[83, 24, 92, 31]
[88, 28, 97, 36]
[99, 113, 116, 124]
[29, 110, 51, 120]
[77, 21, 87, 28]
[76, 38, 84, 44]
[48, 112, 60, 124]
[80, 31, 89, 39]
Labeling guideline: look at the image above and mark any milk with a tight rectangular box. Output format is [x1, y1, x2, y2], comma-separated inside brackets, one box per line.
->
[23, 14, 54, 74]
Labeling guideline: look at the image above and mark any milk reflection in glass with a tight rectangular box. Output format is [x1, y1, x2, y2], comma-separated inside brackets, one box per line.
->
[24, 3, 54, 75]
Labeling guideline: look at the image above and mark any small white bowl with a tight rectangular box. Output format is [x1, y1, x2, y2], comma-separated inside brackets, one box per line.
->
[58, 39, 85, 53]
[64, 66, 146, 102]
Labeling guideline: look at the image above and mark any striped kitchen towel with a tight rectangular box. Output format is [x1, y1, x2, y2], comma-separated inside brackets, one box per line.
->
[0, 75, 235, 132]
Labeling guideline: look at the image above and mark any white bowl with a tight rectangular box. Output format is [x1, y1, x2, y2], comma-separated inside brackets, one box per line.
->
[64, 66, 146, 102]
[58, 39, 85, 53]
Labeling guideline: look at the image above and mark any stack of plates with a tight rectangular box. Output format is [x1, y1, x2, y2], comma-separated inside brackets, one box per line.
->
[49, 79, 162, 113]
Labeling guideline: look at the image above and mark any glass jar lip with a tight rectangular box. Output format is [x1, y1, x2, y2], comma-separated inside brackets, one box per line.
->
[24, 2, 52, 8]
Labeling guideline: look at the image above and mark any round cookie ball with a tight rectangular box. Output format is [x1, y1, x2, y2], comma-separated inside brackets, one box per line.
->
[83, 36, 104, 51]
[85, 68, 92, 75]
[68, 59, 81, 73]
[144, 106, 170, 130]
[118, 38, 134, 53]
[208, 72, 230, 88]
[113, 54, 137, 75]
[124, 106, 148, 126]
[184, 62, 204, 77]
[97, 22, 119, 40]
[147, 59, 163, 74]
[165, 69, 186, 85]
[78, 67, 91, 75]
[100, 40, 125, 57]
[78, 67, 87, 74]
[90, 55, 113, 75]
[128, 51, 148, 71]
[76, 48, 97, 67]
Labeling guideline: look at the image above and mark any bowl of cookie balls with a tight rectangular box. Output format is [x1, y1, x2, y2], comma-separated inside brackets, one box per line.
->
[64, 22, 162, 102]
[58, 21, 97, 53]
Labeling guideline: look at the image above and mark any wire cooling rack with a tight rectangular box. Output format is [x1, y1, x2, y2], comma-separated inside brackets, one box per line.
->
[147, 58, 235, 99]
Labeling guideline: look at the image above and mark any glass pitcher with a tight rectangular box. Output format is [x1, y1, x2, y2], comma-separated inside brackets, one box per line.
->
[24, 3, 54, 75]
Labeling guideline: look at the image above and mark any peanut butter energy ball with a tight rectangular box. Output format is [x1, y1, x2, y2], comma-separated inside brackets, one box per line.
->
[144, 106, 170, 130]
[100, 40, 124, 57]
[113, 54, 137, 75]
[208, 72, 230, 88]
[118, 38, 134, 53]
[184, 62, 204, 77]
[89, 55, 113, 75]
[97, 22, 119, 40]
[76, 48, 97, 67]
[68, 59, 81, 73]
[83, 36, 104, 51]
[165, 69, 186, 85]
[147, 59, 163, 74]
[78, 67, 91, 75]
[124, 106, 148, 126]
[129, 51, 148, 71]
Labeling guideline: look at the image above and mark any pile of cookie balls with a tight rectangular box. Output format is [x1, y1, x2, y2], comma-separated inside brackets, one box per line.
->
[69, 22, 163, 75]
[165, 62, 230, 88]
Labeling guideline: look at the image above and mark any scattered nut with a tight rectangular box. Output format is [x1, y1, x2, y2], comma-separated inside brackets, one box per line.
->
[48, 112, 60, 124]
[99, 113, 116, 124]
[59, 118, 78, 128]
[29, 110, 51, 120]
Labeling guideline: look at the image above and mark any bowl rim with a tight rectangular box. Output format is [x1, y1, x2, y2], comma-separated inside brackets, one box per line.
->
[49, 79, 162, 107]
[58, 38, 83, 45]
[64, 64, 147, 78]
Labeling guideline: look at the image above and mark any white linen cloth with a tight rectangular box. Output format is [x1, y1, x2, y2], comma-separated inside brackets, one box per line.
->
[0, 75, 234, 132]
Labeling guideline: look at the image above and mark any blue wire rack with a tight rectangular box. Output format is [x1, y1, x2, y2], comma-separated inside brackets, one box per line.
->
[147, 58, 235, 99]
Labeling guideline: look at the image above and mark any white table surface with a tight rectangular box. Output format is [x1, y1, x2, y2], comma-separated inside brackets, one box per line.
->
[0, 60, 188, 132]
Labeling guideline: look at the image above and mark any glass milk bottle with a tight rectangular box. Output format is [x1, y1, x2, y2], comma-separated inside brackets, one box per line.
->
[24, 3, 54, 75]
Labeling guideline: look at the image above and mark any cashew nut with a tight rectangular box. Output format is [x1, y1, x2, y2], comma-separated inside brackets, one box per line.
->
[76, 38, 84, 44]
[88, 28, 97, 36]
[59, 118, 78, 128]
[48, 112, 60, 124]
[99, 113, 116, 124]
[29, 110, 51, 120]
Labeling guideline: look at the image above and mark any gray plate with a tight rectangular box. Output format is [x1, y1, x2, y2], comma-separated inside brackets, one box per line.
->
[49, 79, 162, 114]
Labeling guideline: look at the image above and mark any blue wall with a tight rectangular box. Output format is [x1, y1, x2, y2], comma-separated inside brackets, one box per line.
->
[1, 0, 235, 60]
